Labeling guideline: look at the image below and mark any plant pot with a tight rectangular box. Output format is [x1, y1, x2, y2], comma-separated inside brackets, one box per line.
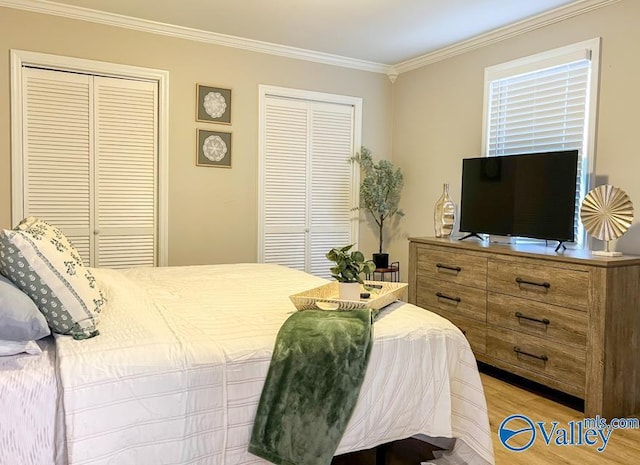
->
[372, 253, 389, 269]
[338, 282, 361, 301]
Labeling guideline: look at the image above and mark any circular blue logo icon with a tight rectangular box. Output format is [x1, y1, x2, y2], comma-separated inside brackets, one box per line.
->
[499, 414, 536, 452]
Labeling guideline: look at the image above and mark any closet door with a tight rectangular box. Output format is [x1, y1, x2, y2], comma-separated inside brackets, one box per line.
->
[22, 68, 93, 262]
[308, 102, 355, 277]
[261, 97, 308, 270]
[20, 68, 158, 268]
[260, 95, 357, 278]
[94, 77, 157, 268]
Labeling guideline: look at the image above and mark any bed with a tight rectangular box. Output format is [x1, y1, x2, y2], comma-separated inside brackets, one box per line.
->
[0, 263, 494, 465]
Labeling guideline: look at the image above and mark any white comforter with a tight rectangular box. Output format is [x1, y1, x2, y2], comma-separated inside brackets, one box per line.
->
[0, 336, 65, 465]
[55, 264, 494, 465]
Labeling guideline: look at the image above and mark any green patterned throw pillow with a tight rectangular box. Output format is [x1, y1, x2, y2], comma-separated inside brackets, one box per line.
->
[16, 216, 85, 265]
[0, 219, 105, 340]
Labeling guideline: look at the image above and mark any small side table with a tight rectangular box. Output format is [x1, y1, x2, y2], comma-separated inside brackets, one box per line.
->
[367, 261, 400, 282]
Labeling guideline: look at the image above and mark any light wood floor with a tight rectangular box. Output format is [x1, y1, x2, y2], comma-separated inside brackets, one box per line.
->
[482, 372, 640, 465]
[333, 371, 640, 465]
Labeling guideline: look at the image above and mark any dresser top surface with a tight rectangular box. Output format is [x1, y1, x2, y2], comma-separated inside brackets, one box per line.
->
[409, 236, 640, 267]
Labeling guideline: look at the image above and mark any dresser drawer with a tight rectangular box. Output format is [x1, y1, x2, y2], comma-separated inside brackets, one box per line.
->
[487, 259, 589, 310]
[486, 326, 585, 392]
[435, 309, 487, 354]
[416, 246, 487, 289]
[487, 292, 587, 348]
[416, 277, 486, 321]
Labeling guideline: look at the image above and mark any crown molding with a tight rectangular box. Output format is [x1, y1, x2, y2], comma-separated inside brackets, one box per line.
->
[394, 0, 621, 75]
[0, 0, 393, 75]
[1, 0, 620, 80]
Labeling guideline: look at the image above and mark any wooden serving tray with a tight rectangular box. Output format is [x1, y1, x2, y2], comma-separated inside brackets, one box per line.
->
[289, 280, 408, 311]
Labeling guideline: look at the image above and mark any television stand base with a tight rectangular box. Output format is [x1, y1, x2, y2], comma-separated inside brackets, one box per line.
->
[458, 233, 485, 241]
[555, 241, 567, 252]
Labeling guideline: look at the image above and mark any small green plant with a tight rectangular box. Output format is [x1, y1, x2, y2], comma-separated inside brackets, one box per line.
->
[326, 244, 376, 283]
[352, 146, 404, 254]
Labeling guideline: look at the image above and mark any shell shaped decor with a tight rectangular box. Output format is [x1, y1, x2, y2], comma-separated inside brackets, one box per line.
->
[580, 185, 634, 242]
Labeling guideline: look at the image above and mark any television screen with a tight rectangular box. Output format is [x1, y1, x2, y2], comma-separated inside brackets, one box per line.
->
[459, 150, 579, 242]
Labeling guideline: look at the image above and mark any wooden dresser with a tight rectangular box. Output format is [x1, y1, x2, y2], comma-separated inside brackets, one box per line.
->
[408, 236, 640, 417]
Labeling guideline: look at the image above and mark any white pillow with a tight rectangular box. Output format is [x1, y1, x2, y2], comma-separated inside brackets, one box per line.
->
[0, 222, 105, 340]
[0, 274, 50, 341]
[0, 339, 42, 356]
[16, 216, 85, 265]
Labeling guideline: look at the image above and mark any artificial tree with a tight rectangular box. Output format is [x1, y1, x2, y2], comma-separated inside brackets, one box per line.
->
[352, 146, 404, 269]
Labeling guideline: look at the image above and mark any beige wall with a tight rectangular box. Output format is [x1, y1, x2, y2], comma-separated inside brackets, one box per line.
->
[0, 7, 392, 265]
[391, 0, 640, 268]
[4, 2, 638, 273]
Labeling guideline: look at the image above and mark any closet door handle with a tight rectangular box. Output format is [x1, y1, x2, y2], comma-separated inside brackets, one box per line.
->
[513, 346, 548, 362]
[436, 263, 462, 273]
[515, 277, 551, 289]
[436, 292, 461, 303]
[515, 311, 550, 325]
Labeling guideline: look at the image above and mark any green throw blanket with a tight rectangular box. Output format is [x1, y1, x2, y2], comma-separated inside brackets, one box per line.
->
[248, 308, 374, 465]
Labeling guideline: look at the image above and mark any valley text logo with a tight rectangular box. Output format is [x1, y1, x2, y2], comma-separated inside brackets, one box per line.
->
[498, 414, 639, 452]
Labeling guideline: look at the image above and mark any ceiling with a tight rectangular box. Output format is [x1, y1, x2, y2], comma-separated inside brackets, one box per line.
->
[17, 0, 593, 66]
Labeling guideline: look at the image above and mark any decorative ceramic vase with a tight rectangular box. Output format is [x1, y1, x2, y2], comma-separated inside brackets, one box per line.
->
[434, 183, 456, 238]
[338, 282, 361, 301]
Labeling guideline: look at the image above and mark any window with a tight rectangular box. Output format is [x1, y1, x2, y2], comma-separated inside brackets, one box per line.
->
[482, 38, 601, 247]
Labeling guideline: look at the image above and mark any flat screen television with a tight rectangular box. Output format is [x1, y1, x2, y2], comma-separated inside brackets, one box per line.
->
[459, 150, 579, 244]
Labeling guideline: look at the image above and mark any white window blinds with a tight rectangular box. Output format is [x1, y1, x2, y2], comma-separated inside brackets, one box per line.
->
[487, 59, 589, 156]
[484, 39, 600, 246]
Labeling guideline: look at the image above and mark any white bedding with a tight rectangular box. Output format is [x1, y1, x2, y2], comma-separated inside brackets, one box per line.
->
[0, 336, 66, 465]
[7, 263, 494, 465]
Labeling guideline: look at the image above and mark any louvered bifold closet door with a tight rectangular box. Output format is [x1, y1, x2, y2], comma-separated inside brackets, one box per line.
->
[22, 68, 92, 263]
[261, 95, 356, 277]
[94, 77, 157, 269]
[308, 103, 355, 279]
[262, 97, 308, 270]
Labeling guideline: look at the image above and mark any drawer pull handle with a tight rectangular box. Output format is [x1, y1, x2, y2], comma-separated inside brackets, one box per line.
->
[436, 292, 461, 303]
[515, 277, 551, 289]
[515, 312, 550, 326]
[513, 346, 548, 362]
[436, 263, 462, 273]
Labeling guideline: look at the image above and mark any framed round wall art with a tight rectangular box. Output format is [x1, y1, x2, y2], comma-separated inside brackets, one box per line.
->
[196, 129, 232, 168]
[196, 84, 231, 125]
